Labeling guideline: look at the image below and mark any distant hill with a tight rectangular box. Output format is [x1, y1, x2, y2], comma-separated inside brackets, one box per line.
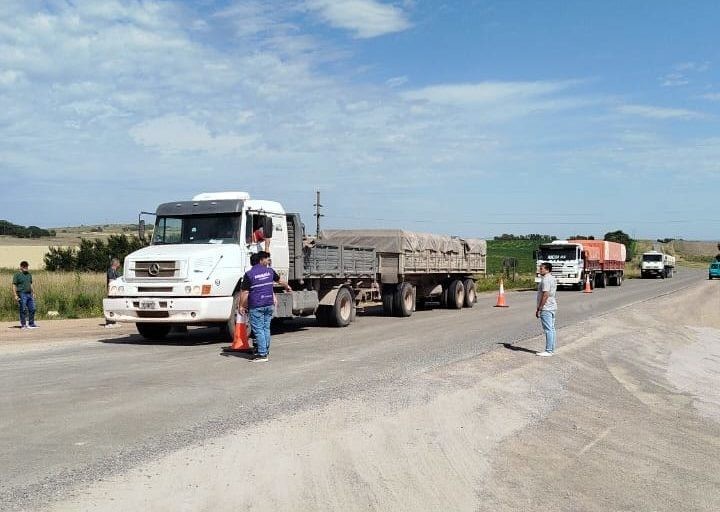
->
[0, 220, 56, 238]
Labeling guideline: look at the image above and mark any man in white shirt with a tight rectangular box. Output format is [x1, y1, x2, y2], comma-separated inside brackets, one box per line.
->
[535, 262, 557, 357]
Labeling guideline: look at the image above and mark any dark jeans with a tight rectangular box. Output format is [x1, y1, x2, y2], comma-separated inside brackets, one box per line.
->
[18, 292, 36, 326]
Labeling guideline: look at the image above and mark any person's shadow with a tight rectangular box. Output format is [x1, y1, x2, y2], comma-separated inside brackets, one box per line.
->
[498, 342, 537, 354]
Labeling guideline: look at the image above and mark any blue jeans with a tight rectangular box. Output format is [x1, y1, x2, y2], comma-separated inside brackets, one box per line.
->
[249, 306, 274, 356]
[18, 292, 37, 327]
[539, 310, 556, 353]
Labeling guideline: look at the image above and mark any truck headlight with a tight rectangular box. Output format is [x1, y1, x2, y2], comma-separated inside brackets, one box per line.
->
[110, 286, 117, 295]
[192, 286, 201, 295]
[185, 285, 192, 294]
[568, 273, 576, 278]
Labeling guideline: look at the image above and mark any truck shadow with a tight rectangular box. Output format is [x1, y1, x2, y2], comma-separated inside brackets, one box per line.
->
[98, 319, 314, 346]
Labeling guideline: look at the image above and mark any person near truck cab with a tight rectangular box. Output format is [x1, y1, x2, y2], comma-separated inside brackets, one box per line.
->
[239, 251, 291, 362]
[105, 258, 121, 327]
[535, 262, 557, 357]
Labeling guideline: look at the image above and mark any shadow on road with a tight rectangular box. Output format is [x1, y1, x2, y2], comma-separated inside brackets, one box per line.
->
[498, 342, 537, 354]
[98, 318, 313, 346]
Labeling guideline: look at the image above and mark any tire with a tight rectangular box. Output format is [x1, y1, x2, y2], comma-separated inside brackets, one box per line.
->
[382, 285, 395, 316]
[220, 290, 241, 341]
[329, 287, 354, 327]
[446, 279, 464, 309]
[462, 278, 476, 308]
[394, 282, 414, 317]
[617, 273, 623, 286]
[316, 305, 331, 326]
[439, 287, 448, 308]
[136, 323, 171, 340]
[595, 273, 607, 288]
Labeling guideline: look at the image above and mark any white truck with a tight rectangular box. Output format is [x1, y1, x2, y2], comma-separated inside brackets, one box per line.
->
[104, 192, 486, 340]
[640, 250, 675, 279]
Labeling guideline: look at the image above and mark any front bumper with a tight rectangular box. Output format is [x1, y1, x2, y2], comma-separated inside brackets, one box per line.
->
[103, 296, 233, 323]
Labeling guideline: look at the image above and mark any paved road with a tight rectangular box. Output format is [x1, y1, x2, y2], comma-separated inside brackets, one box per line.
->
[0, 269, 705, 511]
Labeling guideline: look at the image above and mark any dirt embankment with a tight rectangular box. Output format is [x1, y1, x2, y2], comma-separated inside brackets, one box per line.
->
[42, 281, 720, 512]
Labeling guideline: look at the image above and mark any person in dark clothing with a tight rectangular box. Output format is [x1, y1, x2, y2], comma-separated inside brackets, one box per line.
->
[105, 258, 121, 327]
[239, 251, 291, 362]
[12, 261, 38, 329]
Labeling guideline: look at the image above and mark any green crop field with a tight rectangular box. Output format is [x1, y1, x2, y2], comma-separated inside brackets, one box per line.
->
[486, 239, 541, 274]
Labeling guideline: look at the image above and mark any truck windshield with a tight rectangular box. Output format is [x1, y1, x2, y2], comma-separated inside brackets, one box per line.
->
[153, 215, 240, 245]
[643, 254, 663, 262]
[538, 247, 577, 261]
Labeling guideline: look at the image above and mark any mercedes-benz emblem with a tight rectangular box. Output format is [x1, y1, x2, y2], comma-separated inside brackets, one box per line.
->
[148, 263, 160, 276]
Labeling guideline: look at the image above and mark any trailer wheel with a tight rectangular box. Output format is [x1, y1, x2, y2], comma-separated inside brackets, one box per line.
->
[136, 323, 171, 341]
[382, 285, 395, 316]
[394, 282, 414, 317]
[595, 273, 607, 288]
[447, 279, 464, 309]
[462, 279, 476, 308]
[330, 287, 354, 327]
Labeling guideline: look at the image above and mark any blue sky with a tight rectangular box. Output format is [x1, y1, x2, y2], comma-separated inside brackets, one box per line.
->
[1, 0, 718, 240]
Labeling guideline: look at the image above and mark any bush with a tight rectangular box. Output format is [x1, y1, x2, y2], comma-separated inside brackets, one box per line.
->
[43, 234, 148, 272]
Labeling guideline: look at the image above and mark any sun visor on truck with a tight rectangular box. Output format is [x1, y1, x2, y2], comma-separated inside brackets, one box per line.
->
[156, 200, 244, 216]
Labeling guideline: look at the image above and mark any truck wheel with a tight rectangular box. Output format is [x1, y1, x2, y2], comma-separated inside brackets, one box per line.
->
[439, 287, 448, 308]
[595, 273, 607, 288]
[394, 282, 414, 317]
[220, 291, 241, 341]
[617, 274, 623, 286]
[316, 305, 331, 326]
[382, 285, 395, 316]
[136, 323, 171, 341]
[462, 279, 476, 308]
[330, 287, 353, 327]
[447, 279, 464, 309]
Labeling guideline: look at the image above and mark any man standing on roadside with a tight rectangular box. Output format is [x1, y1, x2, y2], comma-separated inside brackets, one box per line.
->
[105, 258, 121, 327]
[239, 251, 291, 362]
[12, 261, 38, 330]
[535, 262, 557, 356]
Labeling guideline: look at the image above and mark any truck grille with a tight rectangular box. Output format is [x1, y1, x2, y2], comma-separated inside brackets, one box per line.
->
[131, 261, 179, 278]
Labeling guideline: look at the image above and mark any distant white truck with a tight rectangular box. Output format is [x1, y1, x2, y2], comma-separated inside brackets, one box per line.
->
[640, 250, 675, 279]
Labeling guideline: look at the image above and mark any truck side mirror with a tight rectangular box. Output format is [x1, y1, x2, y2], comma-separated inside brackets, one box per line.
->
[580, 250, 586, 259]
[139, 219, 145, 240]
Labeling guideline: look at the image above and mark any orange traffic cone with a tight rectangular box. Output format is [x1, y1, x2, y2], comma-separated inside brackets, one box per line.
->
[224, 311, 251, 351]
[583, 274, 593, 293]
[494, 278, 509, 308]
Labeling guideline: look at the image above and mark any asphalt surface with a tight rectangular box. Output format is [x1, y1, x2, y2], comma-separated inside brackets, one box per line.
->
[0, 268, 705, 511]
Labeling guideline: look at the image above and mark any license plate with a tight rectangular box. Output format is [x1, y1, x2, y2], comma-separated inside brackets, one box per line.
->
[139, 300, 156, 310]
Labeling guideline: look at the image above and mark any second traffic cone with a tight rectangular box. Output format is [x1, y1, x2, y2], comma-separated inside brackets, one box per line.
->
[224, 311, 251, 351]
[494, 278, 509, 308]
[583, 274, 593, 293]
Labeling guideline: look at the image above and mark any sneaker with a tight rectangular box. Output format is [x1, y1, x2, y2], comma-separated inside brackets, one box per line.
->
[536, 351, 553, 357]
[20, 325, 27, 330]
[104, 323, 117, 328]
[27, 325, 39, 329]
[251, 354, 269, 362]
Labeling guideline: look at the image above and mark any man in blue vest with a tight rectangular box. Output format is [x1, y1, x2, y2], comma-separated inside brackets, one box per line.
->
[239, 251, 291, 362]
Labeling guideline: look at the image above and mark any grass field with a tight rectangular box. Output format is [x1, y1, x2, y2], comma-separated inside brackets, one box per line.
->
[0, 270, 106, 322]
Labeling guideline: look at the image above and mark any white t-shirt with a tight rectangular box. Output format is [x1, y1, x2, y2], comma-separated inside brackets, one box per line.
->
[537, 273, 557, 311]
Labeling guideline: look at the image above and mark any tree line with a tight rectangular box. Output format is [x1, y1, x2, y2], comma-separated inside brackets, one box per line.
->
[44, 234, 147, 272]
[0, 220, 56, 238]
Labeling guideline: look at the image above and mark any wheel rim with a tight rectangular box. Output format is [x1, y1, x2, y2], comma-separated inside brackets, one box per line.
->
[455, 287, 463, 306]
[403, 289, 413, 311]
[340, 296, 351, 320]
[468, 288, 476, 303]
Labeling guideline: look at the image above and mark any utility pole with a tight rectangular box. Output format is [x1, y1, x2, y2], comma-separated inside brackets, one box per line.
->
[314, 190, 323, 239]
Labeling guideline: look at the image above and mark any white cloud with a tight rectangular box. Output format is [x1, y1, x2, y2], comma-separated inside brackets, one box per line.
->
[701, 93, 720, 101]
[616, 104, 704, 120]
[306, 0, 411, 38]
[129, 116, 257, 153]
[401, 81, 578, 105]
[386, 75, 408, 88]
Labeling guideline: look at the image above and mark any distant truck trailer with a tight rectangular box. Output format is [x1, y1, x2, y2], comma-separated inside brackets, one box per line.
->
[640, 250, 675, 279]
[535, 239, 626, 290]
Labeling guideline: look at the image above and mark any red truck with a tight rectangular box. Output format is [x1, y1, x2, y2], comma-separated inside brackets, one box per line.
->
[535, 239, 627, 290]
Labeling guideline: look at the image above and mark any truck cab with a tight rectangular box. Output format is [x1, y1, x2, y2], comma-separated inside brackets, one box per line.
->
[104, 192, 288, 340]
[535, 241, 585, 289]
